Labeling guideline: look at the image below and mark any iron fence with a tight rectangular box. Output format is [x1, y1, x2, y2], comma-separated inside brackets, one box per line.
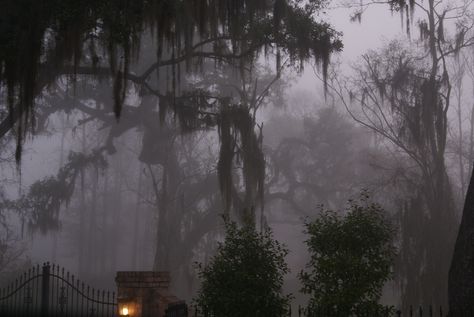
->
[0, 263, 117, 317]
[189, 305, 468, 317]
[2, 264, 468, 317]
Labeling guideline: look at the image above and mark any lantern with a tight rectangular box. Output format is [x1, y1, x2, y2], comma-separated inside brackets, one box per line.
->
[118, 299, 136, 316]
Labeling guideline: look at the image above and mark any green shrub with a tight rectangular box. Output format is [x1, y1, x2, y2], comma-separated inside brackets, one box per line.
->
[300, 193, 397, 316]
[194, 221, 291, 317]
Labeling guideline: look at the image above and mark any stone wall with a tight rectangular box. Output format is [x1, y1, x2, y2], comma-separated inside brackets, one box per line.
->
[115, 271, 182, 317]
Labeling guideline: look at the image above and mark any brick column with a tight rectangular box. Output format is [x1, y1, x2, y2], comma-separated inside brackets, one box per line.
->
[115, 271, 180, 317]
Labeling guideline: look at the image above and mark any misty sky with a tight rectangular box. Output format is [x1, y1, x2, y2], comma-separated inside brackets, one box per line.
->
[4, 2, 474, 315]
[2, 0, 470, 304]
[15, 6, 402, 182]
[13, 4, 413, 265]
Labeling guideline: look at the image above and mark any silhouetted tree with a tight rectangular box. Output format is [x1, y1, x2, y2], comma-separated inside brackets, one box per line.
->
[0, 1, 341, 196]
[344, 0, 474, 309]
[194, 220, 291, 317]
[300, 193, 396, 316]
[265, 107, 372, 217]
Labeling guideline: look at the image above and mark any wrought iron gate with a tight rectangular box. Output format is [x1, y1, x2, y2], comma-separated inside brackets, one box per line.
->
[0, 263, 117, 317]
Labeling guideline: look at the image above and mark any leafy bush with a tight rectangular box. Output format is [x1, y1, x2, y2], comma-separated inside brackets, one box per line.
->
[194, 221, 291, 317]
[300, 193, 397, 316]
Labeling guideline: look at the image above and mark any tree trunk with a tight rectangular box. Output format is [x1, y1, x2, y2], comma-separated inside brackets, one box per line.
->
[100, 169, 109, 275]
[111, 154, 123, 272]
[132, 163, 143, 270]
[423, 167, 456, 310]
[153, 146, 180, 271]
[87, 166, 99, 274]
[78, 118, 87, 277]
[449, 167, 474, 313]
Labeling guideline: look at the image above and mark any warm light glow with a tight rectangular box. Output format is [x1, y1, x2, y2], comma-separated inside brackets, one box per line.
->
[121, 306, 129, 316]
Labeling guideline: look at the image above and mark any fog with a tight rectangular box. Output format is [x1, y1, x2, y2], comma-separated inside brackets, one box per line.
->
[2, 0, 474, 315]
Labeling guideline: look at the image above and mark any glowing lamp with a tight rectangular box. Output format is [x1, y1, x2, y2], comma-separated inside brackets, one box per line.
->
[118, 301, 136, 316]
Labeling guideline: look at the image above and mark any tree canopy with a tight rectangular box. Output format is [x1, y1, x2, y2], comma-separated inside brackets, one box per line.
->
[0, 0, 342, 161]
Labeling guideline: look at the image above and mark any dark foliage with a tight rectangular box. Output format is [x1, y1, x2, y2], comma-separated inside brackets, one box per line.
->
[1, 151, 107, 234]
[300, 193, 396, 316]
[389, 0, 415, 12]
[0, 0, 342, 161]
[449, 169, 474, 313]
[217, 106, 265, 224]
[194, 221, 291, 317]
[352, 39, 456, 308]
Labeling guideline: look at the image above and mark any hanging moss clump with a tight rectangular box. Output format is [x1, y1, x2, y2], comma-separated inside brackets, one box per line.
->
[0, 0, 342, 162]
[217, 105, 265, 225]
[1, 151, 107, 234]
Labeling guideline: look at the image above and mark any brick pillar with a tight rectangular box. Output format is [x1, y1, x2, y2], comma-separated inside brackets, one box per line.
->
[115, 271, 180, 317]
